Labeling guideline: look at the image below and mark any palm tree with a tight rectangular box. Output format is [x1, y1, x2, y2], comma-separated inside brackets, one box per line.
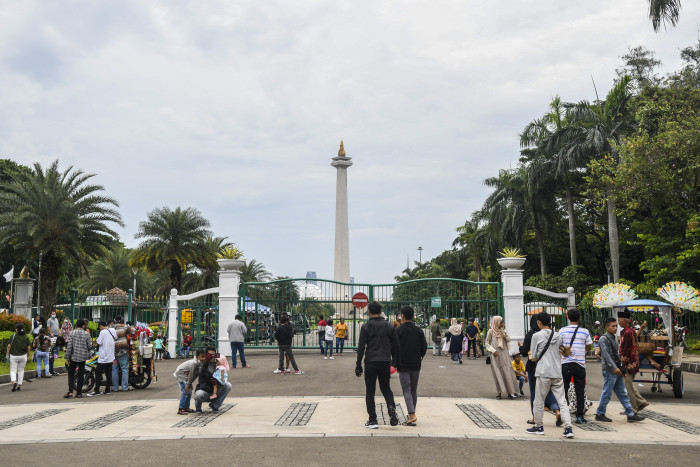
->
[0, 160, 123, 315]
[240, 259, 272, 283]
[80, 245, 133, 292]
[521, 96, 580, 267]
[181, 235, 234, 292]
[131, 207, 212, 292]
[546, 76, 634, 281]
[648, 0, 681, 32]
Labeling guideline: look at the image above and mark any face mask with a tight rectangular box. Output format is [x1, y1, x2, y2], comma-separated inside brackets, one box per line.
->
[51, 314, 56, 318]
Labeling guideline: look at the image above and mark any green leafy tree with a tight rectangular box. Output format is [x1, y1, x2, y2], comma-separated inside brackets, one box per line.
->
[647, 0, 682, 32]
[0, 160, 123, 315]
[131, 207, 212, 292]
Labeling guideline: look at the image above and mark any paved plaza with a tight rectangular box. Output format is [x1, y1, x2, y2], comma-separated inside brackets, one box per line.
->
[1, 351, 700, 465]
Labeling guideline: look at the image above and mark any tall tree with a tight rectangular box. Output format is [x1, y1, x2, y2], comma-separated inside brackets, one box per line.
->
[80, 245, 133, 292]
[549, 76, 634, 281]
[648, 0, 682, 32]
[180, 235, 233, 292]
[240, 259, 272, 283]
[0, 160, 123, 315]
[131, 207, 212, 292]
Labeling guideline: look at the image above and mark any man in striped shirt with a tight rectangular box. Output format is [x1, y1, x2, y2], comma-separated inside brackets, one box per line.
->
[559, 308, 593, 424]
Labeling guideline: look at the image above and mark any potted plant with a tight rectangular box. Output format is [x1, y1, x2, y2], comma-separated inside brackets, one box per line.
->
[497, 247, 526, 270]
[217, 246, 245, 271]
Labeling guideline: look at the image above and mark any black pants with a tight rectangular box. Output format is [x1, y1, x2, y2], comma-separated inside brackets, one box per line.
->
[364, 361, 395, 421]
[467, 338, 478, 357]
[67, 360, 85, 395]
[562, 362, 587, 417]
[95, 362, 113, 393]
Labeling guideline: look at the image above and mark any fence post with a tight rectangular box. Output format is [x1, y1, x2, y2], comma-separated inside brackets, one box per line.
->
[566, 287, 576, 310]
[70, 289, 77, 323]
[168, 289, 178, 358]
[501, 264, 525, 353]
[127, 289, 133, 323]
[217, 259, 243, 357]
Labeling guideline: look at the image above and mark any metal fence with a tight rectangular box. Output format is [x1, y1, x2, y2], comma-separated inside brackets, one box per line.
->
[239, 277, 503, 349]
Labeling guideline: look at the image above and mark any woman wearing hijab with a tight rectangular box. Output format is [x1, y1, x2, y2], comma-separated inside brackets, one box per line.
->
[518, 315, 563, 425]
[446, 318, 464, 364]
[7, 323, 31, 392]
[485, 316, 519, 399]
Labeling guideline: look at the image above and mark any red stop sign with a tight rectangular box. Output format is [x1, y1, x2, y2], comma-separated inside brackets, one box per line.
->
[352, 292, 369, 309]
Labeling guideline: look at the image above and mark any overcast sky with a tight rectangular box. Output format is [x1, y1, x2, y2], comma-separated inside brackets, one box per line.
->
[2, 1, 699, 284]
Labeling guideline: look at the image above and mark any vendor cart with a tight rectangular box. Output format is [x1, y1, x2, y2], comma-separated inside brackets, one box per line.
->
[613, 299, 684, 398]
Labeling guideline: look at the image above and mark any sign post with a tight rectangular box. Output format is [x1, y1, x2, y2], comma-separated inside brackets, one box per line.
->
[431, 297, 442, 308]
[352, 292, 369, 309]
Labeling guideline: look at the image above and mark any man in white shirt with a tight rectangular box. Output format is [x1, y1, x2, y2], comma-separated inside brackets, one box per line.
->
[227, 315, 251, 369]
[560, 308, 593, 424]
[89, 321, 117, 396]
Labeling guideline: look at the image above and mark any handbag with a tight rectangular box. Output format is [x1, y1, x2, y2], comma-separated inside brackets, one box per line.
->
[485, 354, 491, 365]
[567, 382, 593, 414]
[560, 325, 579, 357]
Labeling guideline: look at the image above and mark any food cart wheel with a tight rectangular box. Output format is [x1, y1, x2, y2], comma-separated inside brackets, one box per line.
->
[672, 368, 684, 398]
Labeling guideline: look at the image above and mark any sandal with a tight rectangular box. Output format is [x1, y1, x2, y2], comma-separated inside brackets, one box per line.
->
[527, 419, 535, 425]
[177, 409, 189, 415]
[64, 392, 73, 398]
[496, 394, 502, 400]
[75, 394, 83, 398]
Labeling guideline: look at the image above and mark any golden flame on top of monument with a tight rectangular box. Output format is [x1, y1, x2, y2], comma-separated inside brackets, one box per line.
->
[338, 140, 346, 157]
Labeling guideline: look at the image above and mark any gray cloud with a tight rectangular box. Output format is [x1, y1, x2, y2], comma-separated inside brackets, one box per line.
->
[1, 0, 699, 283]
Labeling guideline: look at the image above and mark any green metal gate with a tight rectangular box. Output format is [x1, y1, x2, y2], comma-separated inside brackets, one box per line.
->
[239, 278, 502, 349]
[175, 295, 219, 356]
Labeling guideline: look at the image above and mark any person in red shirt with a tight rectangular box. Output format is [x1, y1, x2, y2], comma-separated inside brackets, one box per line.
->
[180, 333, 194, 358]
[317, 315, 327, 356]
[618, 310, 649, 414]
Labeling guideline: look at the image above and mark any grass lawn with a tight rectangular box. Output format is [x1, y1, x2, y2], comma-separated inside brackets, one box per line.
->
[1, 357, 66, 375]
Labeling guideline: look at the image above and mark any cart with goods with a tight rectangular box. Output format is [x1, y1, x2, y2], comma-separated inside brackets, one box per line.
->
[112, 322, 157, 390]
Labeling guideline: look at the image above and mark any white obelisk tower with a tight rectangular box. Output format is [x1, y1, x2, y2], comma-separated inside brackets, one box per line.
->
[331, 141, 352, 286]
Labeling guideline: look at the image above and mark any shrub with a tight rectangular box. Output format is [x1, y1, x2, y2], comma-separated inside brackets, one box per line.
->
[0, 313, 32, 332]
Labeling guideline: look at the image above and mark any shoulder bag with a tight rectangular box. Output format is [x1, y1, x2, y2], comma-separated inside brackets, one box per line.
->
[529, 328, 556, 362]
[559, 325, 580, 357]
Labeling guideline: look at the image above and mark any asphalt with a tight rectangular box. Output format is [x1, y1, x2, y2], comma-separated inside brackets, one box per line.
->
[1, 351, 699, 466]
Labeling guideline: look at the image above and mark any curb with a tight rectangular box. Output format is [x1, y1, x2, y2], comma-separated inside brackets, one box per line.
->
[0, 366, 67, 384]
[682, 362, 700, 374]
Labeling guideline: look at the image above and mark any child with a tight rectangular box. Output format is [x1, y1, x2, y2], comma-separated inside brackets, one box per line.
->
[154, 335, 164, 360]
[174, 349, 206, 415]
[324, 318, 335, 359]
[512, 353, 527, 396]
[210, 356, 230, 400]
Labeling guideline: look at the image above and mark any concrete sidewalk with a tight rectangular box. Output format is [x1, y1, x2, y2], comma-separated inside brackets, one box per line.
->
[1, 395, 698, 446]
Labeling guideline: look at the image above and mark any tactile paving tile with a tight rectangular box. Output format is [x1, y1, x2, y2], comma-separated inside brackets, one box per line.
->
[642, 410, 700, 435]
[69, 405, 152, 431]
[0, 409, 72, 431]
[275, 402, 318, 426]
[376, 403, 406, 425]
[171, 404, 236, 428]
[457, 404, 511, 429]
[571, 420, 615, 432]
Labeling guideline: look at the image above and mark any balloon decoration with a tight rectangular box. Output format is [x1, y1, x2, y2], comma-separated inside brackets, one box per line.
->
[657, 281, 700, 312]
[593, 283, 638, 308]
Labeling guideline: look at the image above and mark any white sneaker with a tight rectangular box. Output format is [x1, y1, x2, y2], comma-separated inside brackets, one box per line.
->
[330, 357, 334, 360]
[294, 370, 305, 375]
[273, 369, 283, 374]
[284, 368, 291, 373]
[324, 356, 327, 360]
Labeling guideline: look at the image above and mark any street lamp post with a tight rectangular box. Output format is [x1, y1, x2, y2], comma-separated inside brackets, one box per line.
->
[604, 259, 612, 284]
[132, 268, 138, 298]
[418, 246, 423, 263]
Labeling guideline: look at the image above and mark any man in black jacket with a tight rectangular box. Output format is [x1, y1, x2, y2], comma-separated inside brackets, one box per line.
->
[193, 347, 231, 412]
[356, 301, 400, 429]
[396, 305, 427, 426]
[274, 316, 304, 375]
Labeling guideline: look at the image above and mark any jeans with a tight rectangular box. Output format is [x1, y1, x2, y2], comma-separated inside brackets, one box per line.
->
[516, 375, 525, 391]
[9, 354, 27, 384]
[467, 338, 478, 358]
[67, 360, 86, 395]
[179, 346, 191, 358]
[319, 335, 325, 355]
[528, 368, 559, 414]
[399, 370, 420, 413]
[324, 340, 333, 357]
[278, 345, 298, 371]
[598, 369, 634, 416]
[95, 362, 113, 393]
[112, 354, 129, 390]
[155, 349, 163, 360]
[194, 381, 232, 411]
[230, 341, 247, 368]
[534, 377, 571, 428]
[178, 381, 192, 409]
[364, 361, 395, 421]
[336, 337, 345, 354]
[562, 362, 587, 417]
[35, 351, 50, 376]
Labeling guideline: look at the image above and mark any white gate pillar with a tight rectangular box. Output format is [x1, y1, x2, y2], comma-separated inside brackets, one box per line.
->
[217, 259, 244, 357]
[168, 288, 179, 357]
[501, 266, 525, 353]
